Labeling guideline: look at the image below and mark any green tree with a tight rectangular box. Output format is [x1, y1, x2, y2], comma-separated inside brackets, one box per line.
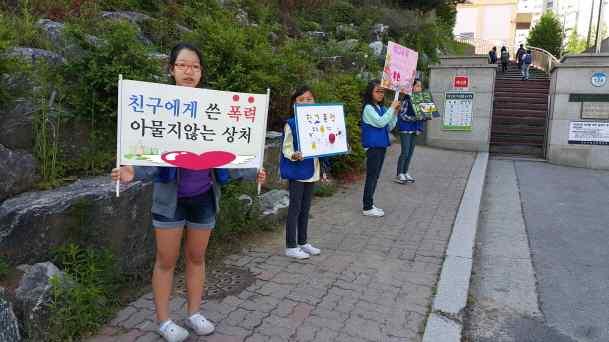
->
[527, 11, 563, 57]
[565, 29, 587, 54]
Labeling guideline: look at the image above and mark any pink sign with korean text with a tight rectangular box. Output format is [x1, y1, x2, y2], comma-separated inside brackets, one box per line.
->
[381, 41, 418, 94]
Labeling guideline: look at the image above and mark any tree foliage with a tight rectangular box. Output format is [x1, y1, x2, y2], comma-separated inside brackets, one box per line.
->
[527, 11, 563, 57]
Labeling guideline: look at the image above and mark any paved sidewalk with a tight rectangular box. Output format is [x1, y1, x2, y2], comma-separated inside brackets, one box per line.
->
[88, 145, 475, 342]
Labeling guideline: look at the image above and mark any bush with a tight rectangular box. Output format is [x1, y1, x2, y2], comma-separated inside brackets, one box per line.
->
[0, 256, 8, 280]
[48, 244, 122, 341]
[60, 21, 162, 174]
[312, 73, 368, 176]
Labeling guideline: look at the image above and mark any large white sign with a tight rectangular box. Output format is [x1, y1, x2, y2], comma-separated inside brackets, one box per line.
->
[568, 121, 609, 145]
[294, 104, 349, 159]
[117, 79, 269, 170]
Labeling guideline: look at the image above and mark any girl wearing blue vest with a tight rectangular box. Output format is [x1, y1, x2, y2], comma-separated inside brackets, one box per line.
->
[361, 80, 399, 217]
[111, 43, 265, 342]
[280, 86, 329, 259]
[395, 79, 425, 184]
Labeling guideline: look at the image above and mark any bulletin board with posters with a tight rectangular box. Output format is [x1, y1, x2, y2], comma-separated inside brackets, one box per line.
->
[294, 103, 349, 159]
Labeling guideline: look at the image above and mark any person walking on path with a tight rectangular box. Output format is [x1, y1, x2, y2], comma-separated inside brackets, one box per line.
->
[500, 46, 509, 73]
[360, 80, 399, 217]
[111, 43, 265, 342]
[280, 86, 330, 260]
[521, 49, 532, 80]
[488, 46, 497, 64]
[516, 44, 526, 70]
[394, 79, 426, 185]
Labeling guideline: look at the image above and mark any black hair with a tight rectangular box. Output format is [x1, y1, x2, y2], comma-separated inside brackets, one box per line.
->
[413, 78, 422, 88]
[168, 43, 204, 87]
[289, 85, 314, 117]
[501, 46, 506, 51]
[527, 49, 531, 53]
[362, 79, 383, 112]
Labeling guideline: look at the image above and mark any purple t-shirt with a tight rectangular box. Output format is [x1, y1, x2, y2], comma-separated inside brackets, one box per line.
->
[177, 168, 212, 198]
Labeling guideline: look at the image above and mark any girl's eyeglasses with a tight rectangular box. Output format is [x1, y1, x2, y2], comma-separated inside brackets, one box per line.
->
[173, 63, 202, 72]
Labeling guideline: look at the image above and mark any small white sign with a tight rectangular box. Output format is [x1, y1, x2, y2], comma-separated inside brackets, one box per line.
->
[591, 72, 607, 87]
[294, 104, 349, 159]
[568, 121, 609, 145]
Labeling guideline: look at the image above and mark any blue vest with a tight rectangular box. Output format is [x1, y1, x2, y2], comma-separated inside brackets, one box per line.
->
[361, 104, 391, 148]
[279, 118, 315, 180]
[398, 95, 424, 132]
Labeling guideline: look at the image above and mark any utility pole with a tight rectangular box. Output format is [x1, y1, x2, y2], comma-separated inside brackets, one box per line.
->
[587, 0, 596, 48]
[595, 0, 604, 53]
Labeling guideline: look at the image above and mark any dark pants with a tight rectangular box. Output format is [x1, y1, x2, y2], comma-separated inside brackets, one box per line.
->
[501, 62, 508, 72]
[363, 147, 386, 211]
[397, 133, 416, 175]
[286, 180, 315, 248]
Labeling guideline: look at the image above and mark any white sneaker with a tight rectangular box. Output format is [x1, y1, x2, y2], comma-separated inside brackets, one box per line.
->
[299, 243, 321, 256]
[159, 320, 189, 342]
[405, 173, 415, 182]
[285, 247, 310, 259]
[185, 313, 215, 336]
[372, 205, 385, 214]
[362, 207, 384, 217]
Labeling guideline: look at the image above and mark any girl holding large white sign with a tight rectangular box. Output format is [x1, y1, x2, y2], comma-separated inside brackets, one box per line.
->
[280, 86, 330, 259]
[112, 43, 265, 342]
[361, 80, 399, 217]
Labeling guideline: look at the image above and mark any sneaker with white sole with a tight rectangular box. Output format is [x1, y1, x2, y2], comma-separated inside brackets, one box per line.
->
[185, 313, 215, 336]
[159, 320, 189, 342]
[405, 173, 415, 182]
[362, 207, 384, 217]
[285, 247, 310, 259]
[299, 243, 321, 256]
[372, 205, 385, 214]
[393, 175, 406, 184]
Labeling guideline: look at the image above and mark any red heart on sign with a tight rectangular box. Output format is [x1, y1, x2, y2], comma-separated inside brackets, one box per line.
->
[161, 151, 236, 170]
[329, 133, 336, 144]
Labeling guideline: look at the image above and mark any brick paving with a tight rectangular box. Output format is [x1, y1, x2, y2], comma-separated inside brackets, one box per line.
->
[87, 145, 475, 342]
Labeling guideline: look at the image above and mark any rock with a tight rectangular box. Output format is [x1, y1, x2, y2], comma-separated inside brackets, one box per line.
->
[0, 98, 36, 151]
[235, 8, 251, 26]
[371, 23, 389, 41]
[369, 41, 385, 57]
[265, 131, 283, 147]
[238, 194, 253, 210]
[148, 52, 169, 64]
[0, 145, 40, 202]
[100, 11, 154, 45]
[100, 11, 152, 24]
[319, 56, 344, 71]
[175, 24, 192, 35]
[14, 262, 65, 341]
[305, 31, 328, 40]
[336, 24, 358, 40]
[5, 47, 65, 65]
[259, 189, 289, 216]
[0, 288, 21, 342]
[337, 39, 360, 53]
[268, 31, 279, 46]
[36, 19, 102, 56]
[0, 177, 155, 277]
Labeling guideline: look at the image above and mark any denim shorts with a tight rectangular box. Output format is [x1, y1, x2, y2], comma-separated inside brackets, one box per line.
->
[152, 190, 216, 230]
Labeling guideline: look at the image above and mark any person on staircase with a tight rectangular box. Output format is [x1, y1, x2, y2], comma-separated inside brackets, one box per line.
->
[516, 44, 526, 70]
[500, 46, 509, 73]
[521, 49, 532, 80]
[488, 46, 497, 64]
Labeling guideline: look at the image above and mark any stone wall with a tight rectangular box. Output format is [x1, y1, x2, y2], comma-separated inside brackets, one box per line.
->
[427, 57, 496, 152]
[547, 54, 609, 169]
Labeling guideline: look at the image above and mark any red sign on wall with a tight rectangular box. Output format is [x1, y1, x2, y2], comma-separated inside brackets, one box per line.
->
[454, 75, 469, 89]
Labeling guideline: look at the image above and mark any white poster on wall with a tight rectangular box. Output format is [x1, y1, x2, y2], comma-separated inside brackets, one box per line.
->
[568, 121, 609, 145]
[294, 104, 349, 159]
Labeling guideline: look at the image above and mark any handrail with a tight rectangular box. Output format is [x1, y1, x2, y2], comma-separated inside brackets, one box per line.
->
[453, 37, 560, 73]
[527, 46, 560, 73]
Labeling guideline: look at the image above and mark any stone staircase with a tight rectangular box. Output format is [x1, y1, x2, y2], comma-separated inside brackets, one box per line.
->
[490, 62, 550, 157]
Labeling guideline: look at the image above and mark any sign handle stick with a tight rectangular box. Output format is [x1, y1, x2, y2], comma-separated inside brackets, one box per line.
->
[257, 88, 271, 196]
[393, 87, 400, 102]
[116, 74, 123, 197]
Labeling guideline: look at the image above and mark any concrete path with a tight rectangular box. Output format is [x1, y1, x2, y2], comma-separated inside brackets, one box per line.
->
[464, 159, 609, 342]
[88, 145, 475, 342]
